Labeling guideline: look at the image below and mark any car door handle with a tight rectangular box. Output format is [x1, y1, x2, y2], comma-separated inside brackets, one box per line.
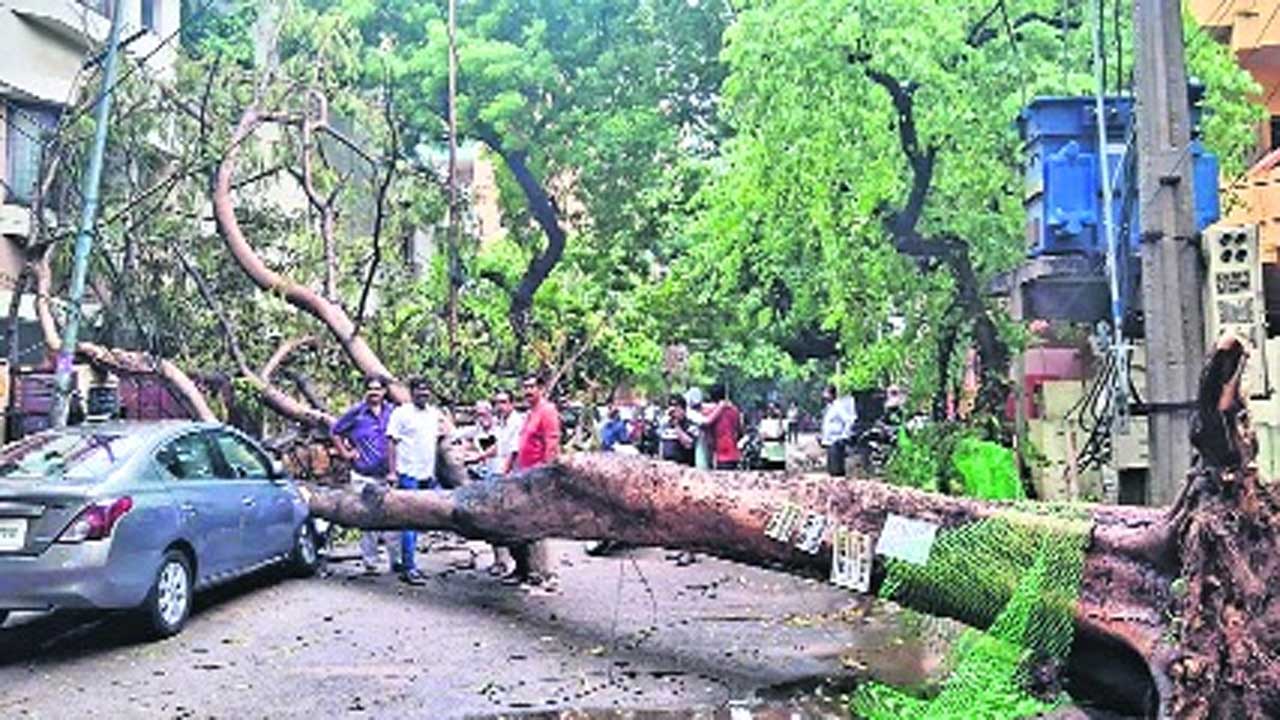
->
[180, 503, 197, 515]
[242, 497, 255, 507]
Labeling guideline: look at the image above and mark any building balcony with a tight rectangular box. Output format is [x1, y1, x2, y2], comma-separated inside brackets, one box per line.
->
[1225, 152, 1280, 263]
[1191, 0, 1280, 54]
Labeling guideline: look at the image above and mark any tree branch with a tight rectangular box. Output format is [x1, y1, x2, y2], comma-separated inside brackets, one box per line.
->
[260, 335, 318, 381]
[211, 104, 407, 403]
[174, 248, 332, 429]
[476, 126, 568, 343]
[968, 4, 1083, 48]
[861, 67, 937, 240]
[354, 75, 399, 336]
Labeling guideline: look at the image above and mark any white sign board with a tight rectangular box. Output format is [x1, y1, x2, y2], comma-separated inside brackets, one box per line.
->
[764, 503, 804, 542]
[875, 514, 939, 566]
[794, 512, 828, 555]
[830, 526, 873, 593]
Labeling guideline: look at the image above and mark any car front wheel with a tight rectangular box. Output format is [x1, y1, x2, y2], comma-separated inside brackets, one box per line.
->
[141, 550, 193, 638]
[288, 521, 321, 577]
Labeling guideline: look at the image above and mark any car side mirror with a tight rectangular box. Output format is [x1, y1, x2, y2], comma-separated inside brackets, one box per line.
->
[270, 458, 287, 481]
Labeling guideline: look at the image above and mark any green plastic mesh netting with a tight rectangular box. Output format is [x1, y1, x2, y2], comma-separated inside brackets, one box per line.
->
[850, 508, 1093, 720]
[951, 438, 1023, 500]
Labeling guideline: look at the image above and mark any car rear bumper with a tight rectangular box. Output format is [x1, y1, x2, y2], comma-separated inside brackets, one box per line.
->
[0, 540, 153, 611]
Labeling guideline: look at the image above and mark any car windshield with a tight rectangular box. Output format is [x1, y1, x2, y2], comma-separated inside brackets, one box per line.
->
[0, 431, 145, 481]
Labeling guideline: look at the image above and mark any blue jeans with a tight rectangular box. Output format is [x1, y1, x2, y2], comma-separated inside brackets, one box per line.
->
[397, 473, 438, 572]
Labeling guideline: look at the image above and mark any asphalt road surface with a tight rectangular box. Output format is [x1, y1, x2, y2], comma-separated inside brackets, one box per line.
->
[0, 536, 961, 719]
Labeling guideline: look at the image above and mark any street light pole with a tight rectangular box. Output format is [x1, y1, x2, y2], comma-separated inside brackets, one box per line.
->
[52, 2, 126, 428]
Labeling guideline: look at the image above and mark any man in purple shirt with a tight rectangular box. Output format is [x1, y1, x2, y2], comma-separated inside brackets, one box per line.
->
[332, 375, 399, 574]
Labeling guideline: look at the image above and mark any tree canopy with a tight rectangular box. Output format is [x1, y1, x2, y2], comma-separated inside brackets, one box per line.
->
[20, 0, 1263, 425]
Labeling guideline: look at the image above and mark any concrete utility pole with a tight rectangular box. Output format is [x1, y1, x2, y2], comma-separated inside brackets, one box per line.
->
[53, 2, 126, 428]
[1133, 0, 1203, 505]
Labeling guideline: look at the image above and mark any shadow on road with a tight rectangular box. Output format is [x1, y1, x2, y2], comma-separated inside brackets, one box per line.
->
[0, 567, 296, 666]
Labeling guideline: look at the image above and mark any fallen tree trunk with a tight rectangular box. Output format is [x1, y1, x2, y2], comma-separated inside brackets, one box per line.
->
[308, 454, 1167, 711]
[307, 342, 1279, 718]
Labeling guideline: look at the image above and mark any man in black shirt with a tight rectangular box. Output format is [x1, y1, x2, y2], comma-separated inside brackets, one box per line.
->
[659, 395, 697, 466]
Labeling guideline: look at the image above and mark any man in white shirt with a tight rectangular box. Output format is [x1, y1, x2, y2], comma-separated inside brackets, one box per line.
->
[493, 390, 524, 475]
[386, 377, 454, 585]
[821, 384, 857, 477]
[486, 389, 524, 576]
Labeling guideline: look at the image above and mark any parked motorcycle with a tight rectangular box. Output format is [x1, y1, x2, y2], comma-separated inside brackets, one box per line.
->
[848, 420, 897, 475]
[737, 426, 764, 470]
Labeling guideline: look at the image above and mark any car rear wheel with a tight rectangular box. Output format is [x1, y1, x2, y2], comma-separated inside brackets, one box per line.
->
[288, 521, 320, 577]
[141, 550, 193, 638]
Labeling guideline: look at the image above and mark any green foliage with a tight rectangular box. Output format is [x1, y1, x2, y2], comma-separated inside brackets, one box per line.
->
[645, 0, 1263, 409]
[885, 424, 985, 495]
[47, 0, 1266, 432]
[952, 438, 1023, 501]
[888, 426, 1023, 500]
[1185, 11, 1267, 179]
[885, 427, 946, 494]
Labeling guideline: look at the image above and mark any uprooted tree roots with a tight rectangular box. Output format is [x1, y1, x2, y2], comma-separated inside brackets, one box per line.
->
[306, 342, 1279, 718]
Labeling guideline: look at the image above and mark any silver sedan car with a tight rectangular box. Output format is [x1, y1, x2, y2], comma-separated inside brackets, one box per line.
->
[0, 421, 319, 637]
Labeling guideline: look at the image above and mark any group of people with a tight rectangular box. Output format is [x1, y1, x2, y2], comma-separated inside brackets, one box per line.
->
[330, 372, 562, 590]
[598, 381, 890, 479]
[600, 384, 747, 471]
[327, 373, 885, 585]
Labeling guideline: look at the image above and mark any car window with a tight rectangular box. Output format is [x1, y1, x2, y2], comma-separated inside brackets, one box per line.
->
[158, 433, 218, 481]
[0, 431, 145, 481]
[212, 432, 271, 480]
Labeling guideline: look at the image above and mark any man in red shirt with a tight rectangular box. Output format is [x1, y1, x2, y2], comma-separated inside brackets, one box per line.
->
[507, 372, 561, 590]
[701, 382, 742, 470]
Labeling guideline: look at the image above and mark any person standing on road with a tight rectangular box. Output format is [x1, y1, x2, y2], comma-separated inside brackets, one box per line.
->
[658, 395, 698, 467]
[332, 375, 398, 575]
[385, 377, 453, 586]
[487, 389, 524, 576]
[701, 383, 742, 471]
[462, 400, 500, 479]
[658, 393, 700, 566]
[759, 402, 787, 471]
[685, 388, 711, 470]
[821, 383, 856, 477]
[506, 372, 561, 591]
[600, 406, 629, 451]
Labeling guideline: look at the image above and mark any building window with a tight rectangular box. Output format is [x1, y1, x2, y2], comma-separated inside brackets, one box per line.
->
[1271, 115, 1280, 153]
[5, 102, 62, 208]
[142, 0, 158, 32]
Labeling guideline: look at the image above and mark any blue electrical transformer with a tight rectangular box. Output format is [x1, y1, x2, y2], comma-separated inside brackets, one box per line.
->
[1017, 93, 1220, 259]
